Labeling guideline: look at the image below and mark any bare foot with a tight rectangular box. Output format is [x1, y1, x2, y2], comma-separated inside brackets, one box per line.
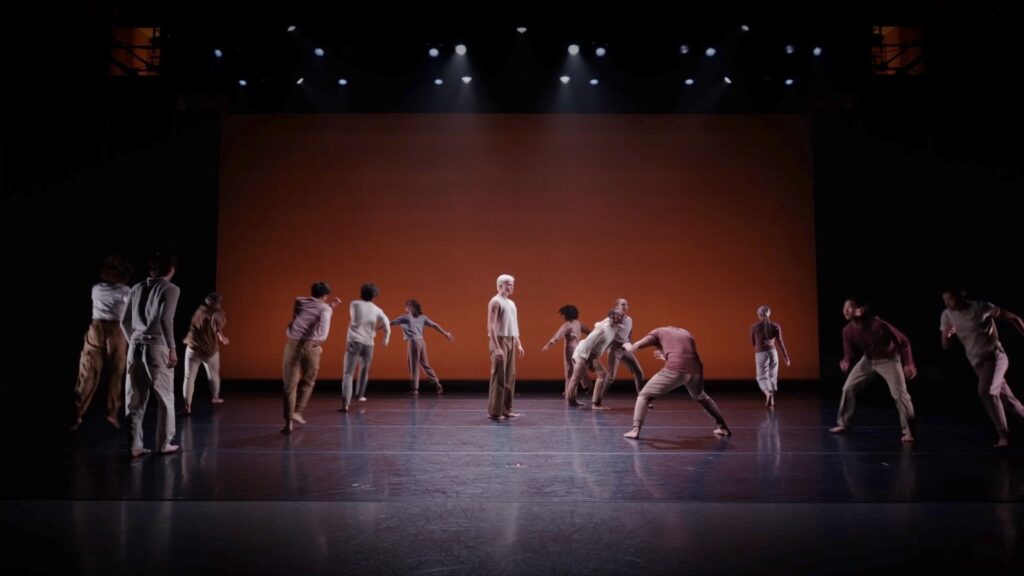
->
[648, 402, 655, 410]
[765, 394, 772, 407]
[184, 404, 192, 416]
[504, 412, 522, 418]
[70, 418, 82, 432]
[623, 427, 640, 439]
[769, 394, 775, 407]
[130, 447, 151, 458]
[338, 405, 350, 413]
[281, 420, 294, 434]
[829, 425, 848, 434]
[901, 433, 914, 443]
[590, 404, 610, 411]
[291, 413, 307, 424]
[358, 397, 367, 402]
[159, 444, 180, 455]
[713, 426, 731, 437]
[211, 398, 225, 404]
[436, 383, 443, 395]
[106, 415, 122, 430]
[487, 415, 504, 421]
[409, 389, 419, 395]
[994, 438, 1010, 448]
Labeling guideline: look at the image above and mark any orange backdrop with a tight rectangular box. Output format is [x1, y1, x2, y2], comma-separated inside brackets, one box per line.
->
[217, 114, 818, 380]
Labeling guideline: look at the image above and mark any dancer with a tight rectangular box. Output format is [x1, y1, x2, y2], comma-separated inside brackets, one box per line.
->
[541, 305, 592, 399]
[390, 299, 453, 394]
[565, 310, 621, 408]
[71, 255, 132, 431]
[623, 325, 730, 439]
[487, 274, 524, 420]
[750, 304, 791, 407]
[340, 283, 390, 412]
[122, 253, 181, 456]
[282, 282, 341, 433]
[181, 292, 230, 414]
[941, 289, 1024, 447]
[829, 297, 916, 443]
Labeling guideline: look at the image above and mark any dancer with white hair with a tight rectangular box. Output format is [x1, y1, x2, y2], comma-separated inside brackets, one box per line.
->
[750, 304, 791, 407]
[487, 274, 524, 420]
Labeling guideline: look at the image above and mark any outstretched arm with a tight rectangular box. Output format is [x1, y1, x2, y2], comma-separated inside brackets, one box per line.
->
[995, 306, 1024, 338]
[425, 317, 454, 341]
[624, 334, 657, 354]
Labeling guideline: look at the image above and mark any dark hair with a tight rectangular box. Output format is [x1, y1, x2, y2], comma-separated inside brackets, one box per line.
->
[558, 305, 579, 321]
[406, 299, 422, 317]
[204, 292, 223, 308]
[607, 308, 620, 319]
[941, 288, 966, 298]
[148, 253, 177, 277]
[311, 282, 331, 298]
[360, 283, 379, 301]
[99, 254, 132, 285]
[844, 296, 872, 316]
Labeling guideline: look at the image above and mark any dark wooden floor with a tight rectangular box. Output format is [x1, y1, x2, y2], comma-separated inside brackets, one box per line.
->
[2, 386, 1022, 575]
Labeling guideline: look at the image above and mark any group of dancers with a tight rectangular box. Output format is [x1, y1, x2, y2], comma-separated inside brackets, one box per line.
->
[73, 255, 1024, 456]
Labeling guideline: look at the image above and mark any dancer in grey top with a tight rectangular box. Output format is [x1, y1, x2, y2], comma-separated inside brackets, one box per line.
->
[941, 289, 1024, 447]
[390, 299, 453, 394]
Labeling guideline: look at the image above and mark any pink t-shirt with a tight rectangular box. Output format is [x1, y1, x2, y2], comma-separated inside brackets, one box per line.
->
[645, 327, 703, 374]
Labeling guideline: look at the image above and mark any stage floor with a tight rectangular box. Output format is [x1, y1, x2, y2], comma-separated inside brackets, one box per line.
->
[2, 387, 1022, 574]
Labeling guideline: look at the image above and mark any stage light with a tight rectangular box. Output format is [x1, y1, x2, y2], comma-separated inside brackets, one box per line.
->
[455, 44, 467, 55]
[560, 75, 570, 84]
[314, 48, 325, 57]
[428, 47, 440, 58]
[705, 47, 716, 57]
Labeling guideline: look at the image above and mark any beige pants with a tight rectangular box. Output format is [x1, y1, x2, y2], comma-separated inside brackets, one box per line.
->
[283, 339, 322, 420]
[836, 356, 915, 435]
[633, 368, 727, 429]
[488, 337, 516, 417]
[74, 320, 127, 421]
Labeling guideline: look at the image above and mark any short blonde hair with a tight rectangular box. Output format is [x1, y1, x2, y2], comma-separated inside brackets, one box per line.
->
[496, 274, 515, 290]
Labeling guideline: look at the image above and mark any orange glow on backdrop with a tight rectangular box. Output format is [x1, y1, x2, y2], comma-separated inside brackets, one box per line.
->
[218, 114, 818, 381]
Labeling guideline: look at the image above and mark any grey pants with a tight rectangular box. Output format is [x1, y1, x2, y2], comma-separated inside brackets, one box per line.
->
[127, 342, 176, 453]
[342, 341, 375, 406]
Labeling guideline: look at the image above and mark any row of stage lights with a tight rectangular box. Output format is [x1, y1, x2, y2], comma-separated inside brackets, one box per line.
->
[217, 25, 823, 89]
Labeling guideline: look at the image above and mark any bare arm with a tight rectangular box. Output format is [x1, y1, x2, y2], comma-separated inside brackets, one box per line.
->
[995, 306, 1024, 337]
[624, 334, 657, 354]
[425, 317, 454, 341]
[776, 324, 790, 366]
[488, 299, 503, 356]
[542, 323, 569, 352]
